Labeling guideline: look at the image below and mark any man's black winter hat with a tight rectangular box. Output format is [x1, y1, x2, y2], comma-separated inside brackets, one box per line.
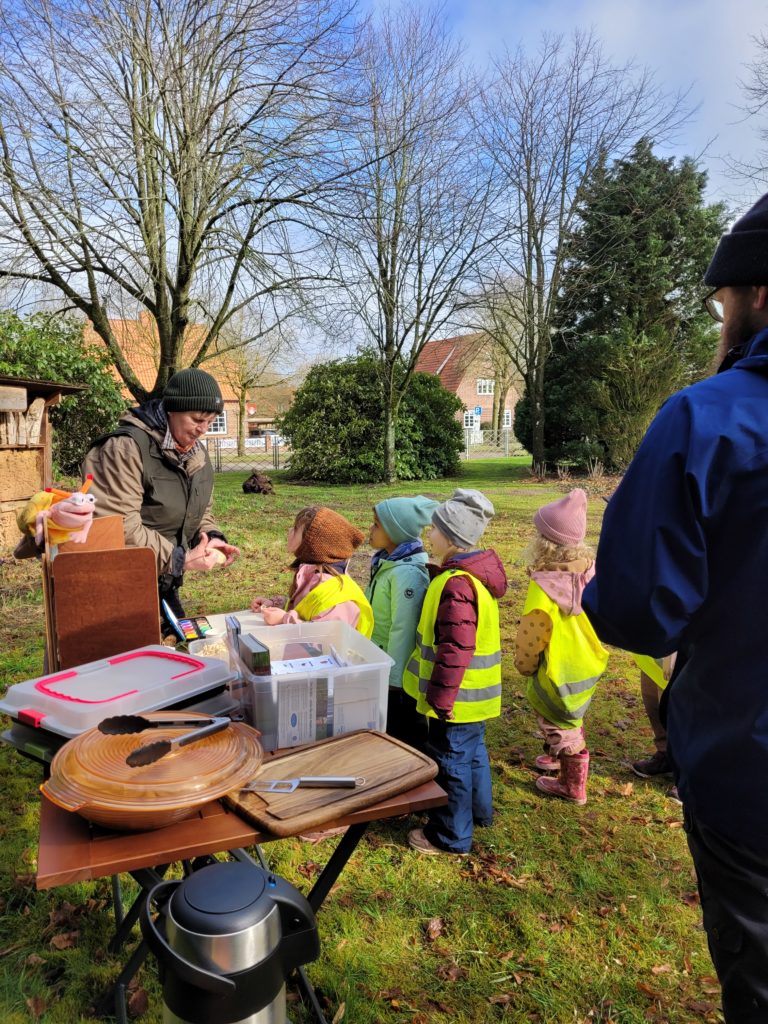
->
[162, 368, 224, 414]
[705, 192, 768, 287]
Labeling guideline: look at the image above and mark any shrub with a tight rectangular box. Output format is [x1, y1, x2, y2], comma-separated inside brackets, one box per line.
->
[0, 311, 128, 474]
[278, 353, 463, 483]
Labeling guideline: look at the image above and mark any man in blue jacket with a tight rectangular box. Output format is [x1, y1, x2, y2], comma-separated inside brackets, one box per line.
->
[583, 191, 768, 1024]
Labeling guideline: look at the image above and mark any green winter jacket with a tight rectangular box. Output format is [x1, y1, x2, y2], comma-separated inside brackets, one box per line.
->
[366, 550, 430, 688]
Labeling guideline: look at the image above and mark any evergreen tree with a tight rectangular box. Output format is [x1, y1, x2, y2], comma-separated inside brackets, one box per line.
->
[515, 140, 727, 469]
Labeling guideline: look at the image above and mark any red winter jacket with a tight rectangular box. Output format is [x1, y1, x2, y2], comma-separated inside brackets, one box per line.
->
[426, 549, 508, 719]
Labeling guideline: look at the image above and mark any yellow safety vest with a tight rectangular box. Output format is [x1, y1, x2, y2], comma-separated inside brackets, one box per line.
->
[523, 580, 608, 730]
[293, 575, 374, 638]
[403, 569, 502, 722]
[630, 653, 668, 691]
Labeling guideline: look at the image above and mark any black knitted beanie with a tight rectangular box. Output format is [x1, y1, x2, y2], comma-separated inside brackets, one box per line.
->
[162, 368, 224, 414]
[705, 192, 768, 287]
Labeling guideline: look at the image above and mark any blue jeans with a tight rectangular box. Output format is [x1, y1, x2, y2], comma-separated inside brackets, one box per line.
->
[424, 719, 493, 853]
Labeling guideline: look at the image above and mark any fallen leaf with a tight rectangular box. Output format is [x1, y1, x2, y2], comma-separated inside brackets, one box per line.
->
[50, 931, 79, 950]
[331, 1002, 346, 1024]
[436, 963, 468, 982]
[618, 782, 634, 797]
[25, 954, 45, 967]
[636, 981, 663, 1000]
[425, 917, 445, 941]
[681, 892, 700, 907]
[127, 987, 149, 1017]
[489, 993, 513, 1005]
[297, 861, 321, 879]
[684, 999, 718, 1015]
[651, 964, 673, 975]
[335, 939, 348, 952]
[25, 997, 46, 1020]
[378, 988, 403, 1001]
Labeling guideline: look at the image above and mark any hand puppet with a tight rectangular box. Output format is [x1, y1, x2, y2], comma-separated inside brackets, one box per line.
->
[16, 475, 97, 546]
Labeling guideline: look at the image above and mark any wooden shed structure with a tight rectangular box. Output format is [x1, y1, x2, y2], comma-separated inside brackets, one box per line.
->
[0, 375, 86, 549]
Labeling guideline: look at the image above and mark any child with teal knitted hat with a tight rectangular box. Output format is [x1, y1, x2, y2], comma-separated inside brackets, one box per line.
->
[366, 495, 438, 748]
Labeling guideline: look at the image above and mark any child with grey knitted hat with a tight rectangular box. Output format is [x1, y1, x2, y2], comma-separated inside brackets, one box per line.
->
[404, 488, 507, 856]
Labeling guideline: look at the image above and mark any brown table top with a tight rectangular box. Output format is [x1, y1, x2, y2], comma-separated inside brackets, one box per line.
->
[36, 781, 446, 890]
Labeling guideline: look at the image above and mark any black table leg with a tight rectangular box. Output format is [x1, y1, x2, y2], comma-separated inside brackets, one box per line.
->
[305, 822, 369, 913]
[107, 867, 167, 955]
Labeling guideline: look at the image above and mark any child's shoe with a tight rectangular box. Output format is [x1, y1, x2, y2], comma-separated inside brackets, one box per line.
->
[534, 752, 560, 772]
[407, 828, 468, 857]
[535, 750, 589, 805]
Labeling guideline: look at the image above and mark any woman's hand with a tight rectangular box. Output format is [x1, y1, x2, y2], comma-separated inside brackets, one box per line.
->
[262, 607, 286, 625]
[184, 533, 221, 572]
[206, 537, 240, 567]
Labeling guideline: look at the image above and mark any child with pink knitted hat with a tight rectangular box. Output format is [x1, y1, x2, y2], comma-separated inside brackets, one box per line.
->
[514, 488, 608, 805]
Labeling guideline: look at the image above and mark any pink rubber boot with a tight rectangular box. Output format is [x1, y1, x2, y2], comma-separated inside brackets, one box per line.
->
[534, 752, 560, 771]
[535, 750, 589, 805]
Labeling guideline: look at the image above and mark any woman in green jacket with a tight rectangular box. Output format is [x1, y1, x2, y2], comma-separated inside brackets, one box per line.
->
[366, 496, 437, 749]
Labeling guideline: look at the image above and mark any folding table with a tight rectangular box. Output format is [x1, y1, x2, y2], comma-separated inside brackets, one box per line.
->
[37, 781, 447, 1023]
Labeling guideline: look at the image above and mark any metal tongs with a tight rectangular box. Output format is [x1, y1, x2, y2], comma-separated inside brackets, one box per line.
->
[97, 714, 230, 767]
[242, 775, 362, 794]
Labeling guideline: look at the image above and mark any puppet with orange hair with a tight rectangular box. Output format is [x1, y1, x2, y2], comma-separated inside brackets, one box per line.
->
[16, 475, 97, 547]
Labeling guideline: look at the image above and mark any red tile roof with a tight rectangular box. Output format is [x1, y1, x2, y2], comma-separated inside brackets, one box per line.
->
[83, 313, 240, 402]
[415, 333, 486, 392]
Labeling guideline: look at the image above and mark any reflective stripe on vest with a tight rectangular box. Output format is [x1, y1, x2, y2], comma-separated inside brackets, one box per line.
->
[293, 575, 374, 638]
[403, 569, 502, 722]
[523, 580, 608, 730]
[630, 653, 668, 691]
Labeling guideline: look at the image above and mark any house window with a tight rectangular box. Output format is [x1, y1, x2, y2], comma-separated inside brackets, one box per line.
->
[463, 411, 476, 429]
[207, 412, 227, 435]
[503, 409, 512, 428]
[476, 379, 495, 395]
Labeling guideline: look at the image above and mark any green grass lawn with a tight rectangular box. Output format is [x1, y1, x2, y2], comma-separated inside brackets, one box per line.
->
[0, 460, 720, 1023]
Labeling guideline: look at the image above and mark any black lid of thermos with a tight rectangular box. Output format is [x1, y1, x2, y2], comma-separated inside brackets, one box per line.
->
[170, 862, 270, 935]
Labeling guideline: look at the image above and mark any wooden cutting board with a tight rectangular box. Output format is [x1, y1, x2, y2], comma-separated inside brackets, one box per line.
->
[224, 730, 438, 836]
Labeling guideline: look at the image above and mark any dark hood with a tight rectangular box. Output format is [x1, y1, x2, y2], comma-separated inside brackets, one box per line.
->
[126, 398, 167, 433]
[432, 549, 508, 598]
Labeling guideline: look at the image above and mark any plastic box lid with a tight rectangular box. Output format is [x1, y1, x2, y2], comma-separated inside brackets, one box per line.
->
[0, 646, 233, 738]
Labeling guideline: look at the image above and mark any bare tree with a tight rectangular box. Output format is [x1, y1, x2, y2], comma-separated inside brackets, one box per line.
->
[0, 0, 355, 400]
[478, 31, 686, 465]
[734, 32, 768, 190]
[212, 318, 296, 455]
[323, 3, 501, 482]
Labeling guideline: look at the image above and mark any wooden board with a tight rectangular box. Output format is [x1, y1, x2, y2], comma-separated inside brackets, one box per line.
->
[224, 730, 438, 836]
[0, 385, 27, 411]
[56, 514, 125, 554]
[50, 547, 160, 668]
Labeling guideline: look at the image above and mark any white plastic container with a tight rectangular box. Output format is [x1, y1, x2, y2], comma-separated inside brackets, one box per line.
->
[0, 646, 234, 738]
[234, 619, 392, 751]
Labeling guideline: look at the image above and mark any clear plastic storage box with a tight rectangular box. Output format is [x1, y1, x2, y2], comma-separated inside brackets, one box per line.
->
[231, 619, 393, 751]
[0, 646, 235, 738]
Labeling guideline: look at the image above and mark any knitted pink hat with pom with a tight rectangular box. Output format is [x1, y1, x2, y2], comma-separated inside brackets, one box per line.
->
[534, 488, 587, 546]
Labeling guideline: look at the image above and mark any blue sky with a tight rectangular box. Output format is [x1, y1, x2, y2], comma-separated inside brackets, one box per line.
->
[374, 0, 768, 215]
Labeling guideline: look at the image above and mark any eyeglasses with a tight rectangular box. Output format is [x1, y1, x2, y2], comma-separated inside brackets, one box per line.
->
[703, 289, 724, 324]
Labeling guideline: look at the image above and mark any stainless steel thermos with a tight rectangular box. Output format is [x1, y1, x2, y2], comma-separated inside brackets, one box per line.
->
[141, 861, 319, 1023]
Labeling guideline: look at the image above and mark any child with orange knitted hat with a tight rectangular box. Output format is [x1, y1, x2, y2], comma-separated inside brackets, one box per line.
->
[251, 506, 374, 636]
[515, 488, 608, 805]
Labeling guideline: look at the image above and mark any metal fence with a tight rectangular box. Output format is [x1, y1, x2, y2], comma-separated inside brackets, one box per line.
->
[462, 428, 526, 460]
[204, 436, 290, 472]
[205, 428, 524, 473]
